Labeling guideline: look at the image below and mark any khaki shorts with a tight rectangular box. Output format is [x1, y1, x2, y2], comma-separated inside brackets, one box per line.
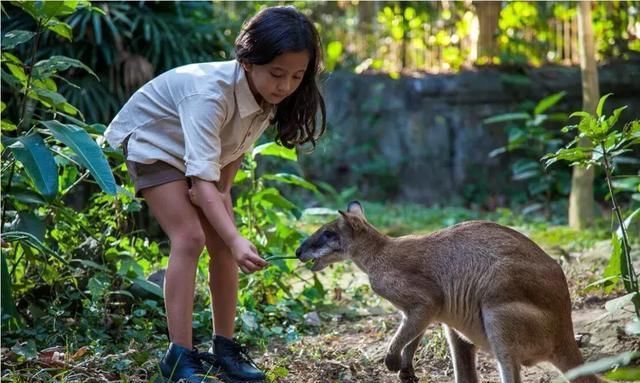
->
[123, 137, 187, 197]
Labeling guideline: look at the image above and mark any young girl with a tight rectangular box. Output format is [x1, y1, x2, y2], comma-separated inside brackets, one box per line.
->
[104, 6, 326, 383]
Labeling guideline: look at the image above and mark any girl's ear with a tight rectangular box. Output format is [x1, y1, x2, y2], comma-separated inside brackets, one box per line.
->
[241, 61, 253, 72]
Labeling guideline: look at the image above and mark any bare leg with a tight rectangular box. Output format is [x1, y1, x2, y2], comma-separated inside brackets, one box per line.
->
[142, 180, 205, 348]
[443, 325, 478, 383]
[198, 206, 238, 338]
[385, 308, 432, 373]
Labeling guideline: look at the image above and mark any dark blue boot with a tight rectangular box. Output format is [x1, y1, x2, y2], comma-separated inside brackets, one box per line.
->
[157, 343, 223, 383]
[199, 336, 265, 382]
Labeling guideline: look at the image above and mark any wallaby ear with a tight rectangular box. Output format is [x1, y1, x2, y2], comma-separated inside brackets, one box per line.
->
[338, 208, 365, 232]
[346, 200, 365, 219]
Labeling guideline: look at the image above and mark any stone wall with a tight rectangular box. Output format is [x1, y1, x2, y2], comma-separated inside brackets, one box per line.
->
[298, 61, 640, 205]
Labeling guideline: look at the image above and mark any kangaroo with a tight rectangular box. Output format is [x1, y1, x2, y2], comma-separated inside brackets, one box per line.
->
[295, 201, 600, 383]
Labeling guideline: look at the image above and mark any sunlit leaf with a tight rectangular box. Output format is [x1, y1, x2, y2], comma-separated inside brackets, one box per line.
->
[564, 351, 640, 380]
[252, 142, 297, 161]
[2, 119, 17, 132]
[534, 91, 565, 115]
[596, 93, 613, 118]
[41, 1, 87, 18]
[44, 19, 73, 41]
[602, 234, 622, 293]
[605, 366, 640, 381]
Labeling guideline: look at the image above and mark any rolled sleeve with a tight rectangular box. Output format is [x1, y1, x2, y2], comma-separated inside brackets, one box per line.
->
[178, 94, 226, 181]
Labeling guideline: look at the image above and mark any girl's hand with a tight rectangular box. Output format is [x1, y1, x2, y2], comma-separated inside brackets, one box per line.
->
[230, 236, 267, 273]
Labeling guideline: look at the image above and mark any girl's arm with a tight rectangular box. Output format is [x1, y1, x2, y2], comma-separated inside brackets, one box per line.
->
[190, 174, 266, 273]
[216, 155, 244, 217]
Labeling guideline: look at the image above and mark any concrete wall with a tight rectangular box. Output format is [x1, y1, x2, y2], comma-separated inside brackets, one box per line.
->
[299, 60, 640, 204]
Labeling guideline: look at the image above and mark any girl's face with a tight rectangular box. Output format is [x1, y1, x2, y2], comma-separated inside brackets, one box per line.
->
[243, 51, 310, 105]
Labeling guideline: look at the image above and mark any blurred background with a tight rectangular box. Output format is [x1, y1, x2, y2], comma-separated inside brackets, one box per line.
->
[1, 1, 639, 382]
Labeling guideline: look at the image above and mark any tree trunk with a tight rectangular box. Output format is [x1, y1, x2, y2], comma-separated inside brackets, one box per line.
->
[474, 1, 501, 59]
[569, 1, 598, 229]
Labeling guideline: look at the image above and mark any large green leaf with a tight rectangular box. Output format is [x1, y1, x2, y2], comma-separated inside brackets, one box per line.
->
[33, 55, 98, 80]
[40, 120, 116, 195]
[534, 91, 565, 116]
[130, 277, 163, 299]
[260, 173, 319, 193]
[603, 233, 623, 293]
[597, 93, 613, 118]
[6, 134, 58, 198]
[564, 351, 640, 381]
[1, 30, 36, 50]
[11, 0, 87, 20]
[252, 142, 297, 161]
[41, 1, 88, 18]
[605, 366, 640, 381]
[13, 212, 46, 242]
[483, 113, 530, 125]
[1, 231, 65, 263]
[1, 253, 22, 330]
[44, 19, 73, 41]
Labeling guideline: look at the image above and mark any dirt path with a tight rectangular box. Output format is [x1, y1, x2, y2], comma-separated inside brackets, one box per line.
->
[259, 303, 638, 383]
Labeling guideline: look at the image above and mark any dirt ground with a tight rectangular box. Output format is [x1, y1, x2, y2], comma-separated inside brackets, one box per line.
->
[258, 242, 640, 383]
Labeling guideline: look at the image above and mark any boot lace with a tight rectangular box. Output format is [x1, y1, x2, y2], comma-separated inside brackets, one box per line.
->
[228, 342, 260, 369]
[197, 340, 259, 369]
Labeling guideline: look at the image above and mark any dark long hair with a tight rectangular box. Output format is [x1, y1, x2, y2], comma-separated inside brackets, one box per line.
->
[235, 6, 326, 149]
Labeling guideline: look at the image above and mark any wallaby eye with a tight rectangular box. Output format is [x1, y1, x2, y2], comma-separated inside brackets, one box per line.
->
[322, 230, 337, 241]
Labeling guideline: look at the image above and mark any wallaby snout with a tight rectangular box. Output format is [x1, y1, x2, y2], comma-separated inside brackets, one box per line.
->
[297, 201, 600, 383]
[296, 207, 360, 271]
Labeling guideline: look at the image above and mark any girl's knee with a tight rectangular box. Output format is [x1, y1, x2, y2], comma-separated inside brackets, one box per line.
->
[170, 228, 206, 257]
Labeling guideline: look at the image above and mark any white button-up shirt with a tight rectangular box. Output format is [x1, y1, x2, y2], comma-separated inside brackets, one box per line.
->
[104, 60, 275, 181]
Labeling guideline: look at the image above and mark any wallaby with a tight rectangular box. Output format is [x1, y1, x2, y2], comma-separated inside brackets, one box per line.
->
[295, 201, 600, 383]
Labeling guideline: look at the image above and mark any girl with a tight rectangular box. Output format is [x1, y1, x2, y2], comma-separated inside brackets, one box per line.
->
[104, 6, 326, 383]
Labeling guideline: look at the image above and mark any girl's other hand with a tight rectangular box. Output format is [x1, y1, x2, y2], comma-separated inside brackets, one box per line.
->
[230, 236, 267, 273]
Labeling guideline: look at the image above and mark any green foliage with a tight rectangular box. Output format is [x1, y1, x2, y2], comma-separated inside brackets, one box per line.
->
[232, 142, 327, 345]
[2, 1, 238, 123]
[544, 94, 640, 316]
[563, 351, 640, 382]
[1, 0, 162, 350]
[485, 92, 570, 218]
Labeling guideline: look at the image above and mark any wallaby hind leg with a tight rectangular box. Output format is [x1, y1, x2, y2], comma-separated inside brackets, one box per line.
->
[483, 309, 522, 383]
[443, 325, 479, 383]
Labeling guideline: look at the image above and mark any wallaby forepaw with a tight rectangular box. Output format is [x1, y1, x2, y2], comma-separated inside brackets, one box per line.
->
[399, 369, 419, 383]
[384, 353, 402, 372]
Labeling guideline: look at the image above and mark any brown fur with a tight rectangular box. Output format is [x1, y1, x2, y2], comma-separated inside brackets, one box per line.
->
[295, 202, 600, 383]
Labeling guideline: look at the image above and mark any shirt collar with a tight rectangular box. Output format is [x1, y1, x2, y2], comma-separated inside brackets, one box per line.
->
[235, 61, 276, 119]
